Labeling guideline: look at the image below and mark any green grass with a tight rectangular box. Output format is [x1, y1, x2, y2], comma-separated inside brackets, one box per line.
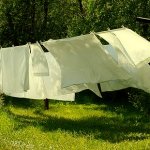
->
[0, 97, 150, 150]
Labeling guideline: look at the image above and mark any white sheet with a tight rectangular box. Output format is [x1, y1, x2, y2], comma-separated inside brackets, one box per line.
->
[112, 28, 150, 66]
[97, 31, 136, 74]
[7, 53, 75, 101]
[30, 42, 49, 76]
[43, 53, 102, 98]
[98, 28, 150, 93]
[1, 44, 30, 94]
[43, 34, 130, 88]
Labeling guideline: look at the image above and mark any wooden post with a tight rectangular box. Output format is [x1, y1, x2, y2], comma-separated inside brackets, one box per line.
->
[44, 98, 49, 110]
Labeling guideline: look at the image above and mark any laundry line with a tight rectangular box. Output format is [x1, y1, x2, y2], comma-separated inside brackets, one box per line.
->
[0, 27, 150, 102]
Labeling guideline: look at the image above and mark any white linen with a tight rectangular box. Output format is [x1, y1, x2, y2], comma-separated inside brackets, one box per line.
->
[104, 44, 118, 62]
[30, 42, 49, 76]
[7, 53, 75, 101]
[8, 52, 102, 100]
[1, 44, 30, 94]
[43, 53, 102, 98]
[42, 34, 130, 88]
[97, 31, 136, 74]
[97, 31, 137, 92]
[112, 27, 150, 66]
[98, 28, 150, 93]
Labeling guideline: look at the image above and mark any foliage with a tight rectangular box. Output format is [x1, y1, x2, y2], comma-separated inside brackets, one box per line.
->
[0, 94, 4, 109]
[128, 88, 150, 114]
[0, 0, 150, 47]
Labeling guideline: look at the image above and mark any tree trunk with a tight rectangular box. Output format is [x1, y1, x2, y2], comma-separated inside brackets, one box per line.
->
[5, 10, 18, 46]
[30, 0, 36, 42]
[78, 0, 84, 14]
[42, 0, 49, 39]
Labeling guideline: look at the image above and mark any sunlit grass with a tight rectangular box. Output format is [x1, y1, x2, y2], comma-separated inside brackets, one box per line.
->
[0, 98, 150, 150]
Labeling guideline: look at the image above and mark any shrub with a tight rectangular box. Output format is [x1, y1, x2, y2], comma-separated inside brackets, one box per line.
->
[0, 94, 4, 108]
[128, 88, 150, 114]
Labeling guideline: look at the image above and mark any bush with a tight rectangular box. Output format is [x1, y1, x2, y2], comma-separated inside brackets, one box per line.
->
[128, 88, 150, 114]
[0, 94, 4, 108]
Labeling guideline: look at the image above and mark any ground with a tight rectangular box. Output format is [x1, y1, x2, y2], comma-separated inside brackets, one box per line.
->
[0, 98, 150, 150]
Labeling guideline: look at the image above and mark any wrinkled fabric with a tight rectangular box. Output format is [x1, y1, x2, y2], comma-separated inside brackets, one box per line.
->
[104, 45, 118, 62]
[101, 80, 130, 92]
[1, 45, 30, 94]
[30, 42, 49, 76]
[98, 28, 150, 93]
[8, 53, 75, 101]
[111, 27, 150, 66]
[101, 64, 150, 93]
[97, 31, 136, 74]
[43, 53, 102, 98]
[43, 34, 130, 88]
[97, 30, 137, 92]
[8, 52, 102, 100]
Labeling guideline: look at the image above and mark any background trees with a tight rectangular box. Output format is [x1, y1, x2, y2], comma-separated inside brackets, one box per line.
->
[0, 0, 149, 47]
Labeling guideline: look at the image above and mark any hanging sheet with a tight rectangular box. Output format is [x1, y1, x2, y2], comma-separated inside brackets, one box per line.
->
[30, 42, 49, 76]
[1, 44, 30, 94]
[42, 34, 130, 88]
[111, 27, 150, 66]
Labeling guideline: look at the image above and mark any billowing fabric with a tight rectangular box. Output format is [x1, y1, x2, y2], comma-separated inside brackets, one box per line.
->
[111, 27, 150, 66]
[43, 53, 102, 98]
[101, 64, 150, 93]
[97, 31, 136, 74]
[104, 45, 118, 62]
[30, 42, 49, 76]
[97, 30, 137, 92]
[42, 34, 130, 88]
[101, 80, 131, 92]
[8, 52, 102, 100]
[98, 28, 150, 93]
[8, 53, 75, 101]
[1, 45, 30, 94]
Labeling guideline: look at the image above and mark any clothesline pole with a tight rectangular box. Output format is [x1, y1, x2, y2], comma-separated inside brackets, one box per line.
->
[44, 98, 49, 110]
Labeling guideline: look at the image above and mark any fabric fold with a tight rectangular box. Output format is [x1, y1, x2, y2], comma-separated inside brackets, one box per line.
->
[29, 42, 49, 76]
[42, 34, 130, 88]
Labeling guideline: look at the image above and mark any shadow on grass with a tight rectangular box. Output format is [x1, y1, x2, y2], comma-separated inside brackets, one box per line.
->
[6, 107, 150, 143]
[3, 95, 46, 109]
[3, 89, 102, 109]
[2, 89, 150, 143]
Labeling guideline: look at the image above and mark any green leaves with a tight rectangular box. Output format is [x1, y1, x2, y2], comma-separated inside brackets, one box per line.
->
[0, 0, 149, 46]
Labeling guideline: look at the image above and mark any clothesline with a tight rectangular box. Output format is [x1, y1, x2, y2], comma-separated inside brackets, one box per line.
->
[0, 27, 150, 102]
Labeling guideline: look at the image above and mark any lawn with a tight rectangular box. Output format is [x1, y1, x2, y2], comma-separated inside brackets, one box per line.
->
[0, 95, 150, 150]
